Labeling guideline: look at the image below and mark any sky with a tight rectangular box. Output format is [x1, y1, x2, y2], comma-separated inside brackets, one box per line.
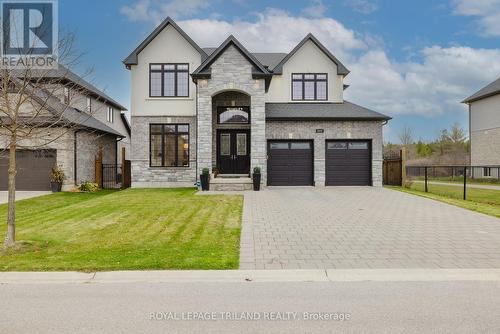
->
[57, 0, 500, 143]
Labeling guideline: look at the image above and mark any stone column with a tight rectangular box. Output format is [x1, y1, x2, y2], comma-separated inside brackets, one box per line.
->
[251, 89, 267, 185]
[197, 87, 213, 176]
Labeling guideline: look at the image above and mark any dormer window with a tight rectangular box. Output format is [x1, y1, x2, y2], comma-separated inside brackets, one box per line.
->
[150, 63, 189, 97]
[292, 73, 327, 101]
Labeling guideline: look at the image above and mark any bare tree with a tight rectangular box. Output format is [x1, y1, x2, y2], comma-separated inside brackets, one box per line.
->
[0, 32, 101, 247]
[398, 125, 414, 147]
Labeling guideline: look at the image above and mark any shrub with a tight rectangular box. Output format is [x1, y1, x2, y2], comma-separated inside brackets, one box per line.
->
[79, 182, 99, 192]
[50, 165, 65, 183]
[201, 168, 210, 175]
[253, 166, 261, 174]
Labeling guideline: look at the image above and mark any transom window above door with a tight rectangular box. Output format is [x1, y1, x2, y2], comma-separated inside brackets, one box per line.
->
[217, 107, 250, 124]
[150, 64, 189, 97]
[291, 73, 328, 101]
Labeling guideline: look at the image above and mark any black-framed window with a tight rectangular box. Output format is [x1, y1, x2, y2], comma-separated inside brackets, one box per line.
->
[292, 73, 328, 101]
[149, 64, 189, 97]
[217, 106, 250, 124]
[150, 124, 189, 167]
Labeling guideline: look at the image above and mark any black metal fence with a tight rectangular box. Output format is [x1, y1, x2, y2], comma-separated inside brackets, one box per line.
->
[102, 164, 122, 189]
[406, 165, 500, 200]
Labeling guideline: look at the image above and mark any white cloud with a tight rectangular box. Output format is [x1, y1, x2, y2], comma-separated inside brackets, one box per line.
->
[343, 0, 378, 14]
[178, 9, 366, 59]
[452, 0, 500, 36]
[345, 46, 500, 116]
[302, 0, 327, 18]
[120, 0, 211, 23]
[121, 7, 500, 119]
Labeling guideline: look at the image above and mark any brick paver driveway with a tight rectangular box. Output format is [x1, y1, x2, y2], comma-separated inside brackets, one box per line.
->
[239, 187, 500, 269]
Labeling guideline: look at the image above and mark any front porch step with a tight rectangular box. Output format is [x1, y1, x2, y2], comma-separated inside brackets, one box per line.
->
[210, 176, 253, 191]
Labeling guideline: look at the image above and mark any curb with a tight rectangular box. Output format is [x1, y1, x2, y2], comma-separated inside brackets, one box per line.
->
[2, 269, 500, 284]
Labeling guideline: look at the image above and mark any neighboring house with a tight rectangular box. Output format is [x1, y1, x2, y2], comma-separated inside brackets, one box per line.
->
[0, 65, 130, 191]
[463, 76, 500, 178]
[124, 17, 390, 189]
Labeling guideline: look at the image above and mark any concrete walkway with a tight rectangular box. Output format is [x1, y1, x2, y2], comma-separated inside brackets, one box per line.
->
[0, 191, 51, 204]
[240, 187, 500, 270]
[413, 180, 500, 191]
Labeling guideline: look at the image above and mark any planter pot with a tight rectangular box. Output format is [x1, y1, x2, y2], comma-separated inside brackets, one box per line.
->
[51, 182, 62, 193]
[200, 174, 210, 191]
[252, 173, 261, 191]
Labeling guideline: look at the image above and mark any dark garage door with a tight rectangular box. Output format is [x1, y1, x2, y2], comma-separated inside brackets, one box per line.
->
[0, 149, 57, 191]
[326, 141, 371, 186]
[267, 141, 313, 186]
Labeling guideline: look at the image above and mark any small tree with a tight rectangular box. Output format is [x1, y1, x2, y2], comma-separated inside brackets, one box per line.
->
[1, 33, 98, 247]
[398, 126, 414, 147]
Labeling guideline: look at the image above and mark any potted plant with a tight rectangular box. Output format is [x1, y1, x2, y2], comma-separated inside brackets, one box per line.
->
[50, 165, 65, 192]
[200, 167, 210, 191]
[252, 166, 261, 191]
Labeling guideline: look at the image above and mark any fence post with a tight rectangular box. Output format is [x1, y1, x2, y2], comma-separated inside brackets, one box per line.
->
[463, 166, 467, 200]
[400, 148, 406, 187]
[424, 166, 428, 193]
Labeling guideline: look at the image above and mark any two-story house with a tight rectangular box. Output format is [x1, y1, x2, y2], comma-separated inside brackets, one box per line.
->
[0, 65, 130, 191]
[124, 17, 390, 190]
[463, 76, 500, 178]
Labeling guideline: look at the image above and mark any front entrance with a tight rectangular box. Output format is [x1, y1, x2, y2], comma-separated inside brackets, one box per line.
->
[217, 129, 250, 174]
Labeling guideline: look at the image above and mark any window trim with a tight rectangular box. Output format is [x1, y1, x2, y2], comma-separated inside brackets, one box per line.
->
[216, 106, 251, 124]
[149, 63, 190, 98]
[291, 73, 328, 101]
[149, 123, 190, 168]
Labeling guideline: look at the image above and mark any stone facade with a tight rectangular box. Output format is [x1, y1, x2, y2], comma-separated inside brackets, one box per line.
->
[197, 45, 267, 184]
[75, 131, 116, 184]
[0, 127, 117, 190]
[266, 120, 384, 187]
[131, 116, 197, 188]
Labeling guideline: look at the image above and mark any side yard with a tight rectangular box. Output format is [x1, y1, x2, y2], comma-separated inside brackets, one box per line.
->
[0, 189, 242, 271]
[389, 183, 500, 218]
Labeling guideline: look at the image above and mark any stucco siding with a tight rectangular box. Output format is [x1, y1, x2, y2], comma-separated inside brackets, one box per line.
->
[266, 40, 344, 103]
[130, 24, 202, 117]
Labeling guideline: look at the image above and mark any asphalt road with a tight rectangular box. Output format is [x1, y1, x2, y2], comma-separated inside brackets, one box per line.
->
[1, 281, 500, 333]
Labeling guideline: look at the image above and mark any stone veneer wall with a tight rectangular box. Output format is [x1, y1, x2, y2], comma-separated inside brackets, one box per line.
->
[197, 45, 267, 183]
[75, 131, 116, 184]
[266, 120, 384, 187]
[131, 116, 197, 187]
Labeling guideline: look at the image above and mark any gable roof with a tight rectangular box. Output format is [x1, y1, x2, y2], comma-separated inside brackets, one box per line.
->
[265, 101, 391, 121]
[192, 35, 271, 78]
[19, 64, 127, 111]
[123, 17, 207, 67]
[462, 76, 500, 103]
[272, 33, 350, 76]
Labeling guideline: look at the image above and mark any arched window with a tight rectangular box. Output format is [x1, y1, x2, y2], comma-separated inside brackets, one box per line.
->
[217, 107, 250, 124]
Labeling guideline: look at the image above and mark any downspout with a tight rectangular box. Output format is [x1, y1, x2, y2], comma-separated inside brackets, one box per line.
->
[195, 77, 199, 186]
[73, 130, 81, 185]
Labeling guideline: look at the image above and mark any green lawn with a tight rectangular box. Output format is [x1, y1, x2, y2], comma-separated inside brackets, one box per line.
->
[0, 189, 243, 271]
[388, 183, 500, 218]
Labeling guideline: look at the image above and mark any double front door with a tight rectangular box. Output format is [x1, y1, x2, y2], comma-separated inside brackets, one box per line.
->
[217, 129, 250, 174]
